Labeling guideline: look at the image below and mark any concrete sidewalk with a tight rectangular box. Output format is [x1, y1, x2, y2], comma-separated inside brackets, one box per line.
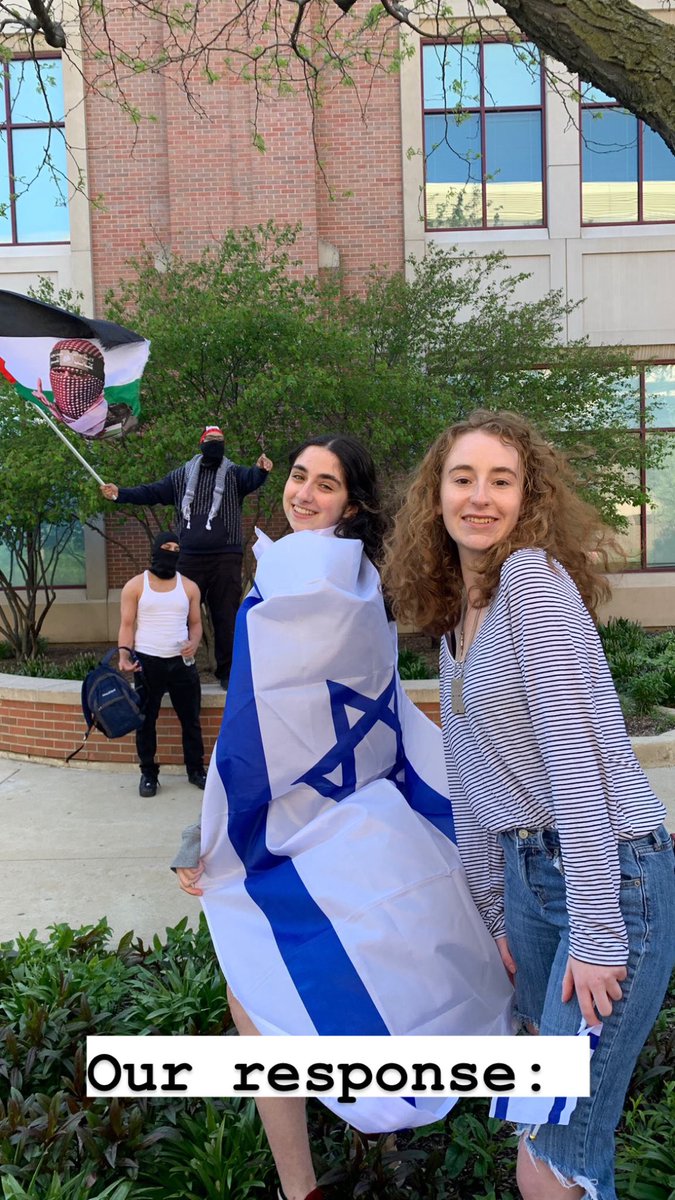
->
[0, 759, 202, 944]
[1, 757, 674, 945]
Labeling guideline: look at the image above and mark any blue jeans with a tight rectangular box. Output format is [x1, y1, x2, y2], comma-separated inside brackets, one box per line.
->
[500, 825, 675, 1200]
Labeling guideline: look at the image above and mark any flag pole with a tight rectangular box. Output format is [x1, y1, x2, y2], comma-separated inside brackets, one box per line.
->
[33, 406, 106, 486]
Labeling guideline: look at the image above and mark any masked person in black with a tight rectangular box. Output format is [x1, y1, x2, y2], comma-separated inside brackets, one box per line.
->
[101, 427, 273, 688]
[118, 531, 206, 798]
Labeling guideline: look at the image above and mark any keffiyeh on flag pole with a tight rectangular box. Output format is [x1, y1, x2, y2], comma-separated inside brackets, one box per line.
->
[0, 290, 150, 479]
[198, 528, 514, 1134]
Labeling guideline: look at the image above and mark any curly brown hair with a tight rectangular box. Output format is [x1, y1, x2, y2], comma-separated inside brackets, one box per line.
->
[382, 410, 617, 635]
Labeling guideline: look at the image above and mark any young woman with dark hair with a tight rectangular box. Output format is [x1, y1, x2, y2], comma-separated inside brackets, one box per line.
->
[174, 430, 512, 1200]
[284, 434, 388, 567]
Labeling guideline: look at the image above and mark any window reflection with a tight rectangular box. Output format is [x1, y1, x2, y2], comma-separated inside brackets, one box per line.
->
[0, 523, 86, 587]
[582, 108, 638, 223]
[581, 88, 675, 224]
[425, 112, 482, 228]
[645, 365, 675, 429]
[423, 40, 544, 231]
[0, 56, 68, 244]
[485, 111, 542, 225]
[483, 43, 540, 108]
[646, 437, 675, 567]
[14, 128, 69, 242]
[0, 132, 12, 244]
[423, 43, 480, 109]
[643, 126, 675, 222]
[9, 59, 65, 124]
[610, 505, 642, 570]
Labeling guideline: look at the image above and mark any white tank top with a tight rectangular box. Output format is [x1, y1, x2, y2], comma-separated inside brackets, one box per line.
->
[135, 571, 190, 657]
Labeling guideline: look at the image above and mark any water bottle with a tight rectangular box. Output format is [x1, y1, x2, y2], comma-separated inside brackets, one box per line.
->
[182, 654, 195, 666]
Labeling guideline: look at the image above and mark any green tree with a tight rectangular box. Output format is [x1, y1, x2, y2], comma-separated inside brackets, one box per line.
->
[0, 401, 89, 658]
[0, 281, 100, 660]
[0, 225, 660, 659]
[98, 227, 656, 529]
[338, 243, 658, 526]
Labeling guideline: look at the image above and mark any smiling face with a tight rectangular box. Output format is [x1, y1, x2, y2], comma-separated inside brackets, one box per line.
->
[283, 445, 356, 532]
[439, 430, 523, 568]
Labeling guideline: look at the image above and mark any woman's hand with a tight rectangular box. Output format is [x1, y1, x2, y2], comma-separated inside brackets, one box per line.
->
[562, 956, 627, 1026]
[495, 935, 517, 985]
[176, 861, 205, 896]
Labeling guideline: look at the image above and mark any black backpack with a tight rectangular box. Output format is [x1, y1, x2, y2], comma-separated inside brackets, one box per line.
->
[66, 647, 145, 762]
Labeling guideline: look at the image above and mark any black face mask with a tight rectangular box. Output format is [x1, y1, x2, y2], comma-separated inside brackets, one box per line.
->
[150, 531, 180, 579]
[201, 439, 225, 466]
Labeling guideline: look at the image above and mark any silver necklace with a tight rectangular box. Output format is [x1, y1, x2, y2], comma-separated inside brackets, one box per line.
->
[451, 604, 481, 716]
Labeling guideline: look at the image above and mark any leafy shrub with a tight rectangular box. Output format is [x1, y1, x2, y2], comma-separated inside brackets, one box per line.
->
[138, 1100, 271, 1199]
[616, 1083, 675, 1200]
[599, 619, 675, 715]
[2, 1169, 137, 1199]
[599, 617, 647, 658]
[1, 653, 99, 681]
[1, 922, 672, 1199]
[397, 649, 434, 680]
[629, 671, 669, 716]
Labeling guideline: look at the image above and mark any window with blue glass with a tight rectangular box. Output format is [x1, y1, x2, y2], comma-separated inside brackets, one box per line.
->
[422, 41, 545, 230]
[0, 56, 69, 244]
[581, 86, 675, 225]
[613, 366, 675, 569]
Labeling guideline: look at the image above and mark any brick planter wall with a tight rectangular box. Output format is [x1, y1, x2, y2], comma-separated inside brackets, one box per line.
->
[3, 675, 672, 770]
[0, 676, 441, 769]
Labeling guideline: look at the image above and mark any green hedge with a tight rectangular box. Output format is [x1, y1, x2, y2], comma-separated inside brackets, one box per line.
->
[1, 919, 673, 1199]
[599, 619, 675, 716]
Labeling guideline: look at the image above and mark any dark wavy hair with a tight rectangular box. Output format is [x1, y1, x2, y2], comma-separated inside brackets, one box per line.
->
[287, 434, 387, 566]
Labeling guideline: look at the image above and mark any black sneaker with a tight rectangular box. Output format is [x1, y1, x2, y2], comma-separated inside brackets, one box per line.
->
[188, 769, 207, 790]
[139, 774, 159, 798]
[218, 675, 229, 691]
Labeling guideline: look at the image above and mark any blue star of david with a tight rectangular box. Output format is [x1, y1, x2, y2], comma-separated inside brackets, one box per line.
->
[294, 671, 404, 802]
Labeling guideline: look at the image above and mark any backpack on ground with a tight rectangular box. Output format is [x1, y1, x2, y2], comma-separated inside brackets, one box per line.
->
[66, 647, 145, 762]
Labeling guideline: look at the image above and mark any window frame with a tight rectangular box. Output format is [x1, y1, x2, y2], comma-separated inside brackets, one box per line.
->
[421, 37, 547, 233]
[579, 94, 675, 228]
[626, 363, 675, 572]
[0, 52, 69, 247]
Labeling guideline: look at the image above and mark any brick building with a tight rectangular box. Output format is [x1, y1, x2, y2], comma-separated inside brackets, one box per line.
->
[1, 0, 674, 640]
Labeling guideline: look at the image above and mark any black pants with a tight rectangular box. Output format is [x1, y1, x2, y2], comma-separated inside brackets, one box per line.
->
[134, 653, 204, 778]
[178, 551, 243, 680]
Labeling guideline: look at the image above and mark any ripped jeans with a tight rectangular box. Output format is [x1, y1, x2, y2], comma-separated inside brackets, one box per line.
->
[500, 826, 675, 1200]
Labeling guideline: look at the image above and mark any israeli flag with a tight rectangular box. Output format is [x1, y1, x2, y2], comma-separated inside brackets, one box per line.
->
[199, 529, 513, 1132]
[490, 1023, 601, 1127]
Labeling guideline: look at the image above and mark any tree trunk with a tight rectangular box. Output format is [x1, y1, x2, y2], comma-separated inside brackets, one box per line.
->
[497, 0, 675, 153]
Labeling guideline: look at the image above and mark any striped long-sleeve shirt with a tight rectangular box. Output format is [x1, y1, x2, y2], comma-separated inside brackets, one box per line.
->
[440, 548, 666, 966]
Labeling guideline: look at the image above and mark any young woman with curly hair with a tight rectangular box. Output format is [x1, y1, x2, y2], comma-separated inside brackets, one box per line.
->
[383, 410, 675, 1200]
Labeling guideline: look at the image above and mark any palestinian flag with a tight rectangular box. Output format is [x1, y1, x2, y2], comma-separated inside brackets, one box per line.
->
[0, 290, 150, 440]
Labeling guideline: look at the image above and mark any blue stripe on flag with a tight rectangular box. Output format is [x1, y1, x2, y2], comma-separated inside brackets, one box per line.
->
[389, 687, 457, 843]
[402, 758, 457, 843]
[546, 1095, 567, 1125]
[217, 589, 390, 1036]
